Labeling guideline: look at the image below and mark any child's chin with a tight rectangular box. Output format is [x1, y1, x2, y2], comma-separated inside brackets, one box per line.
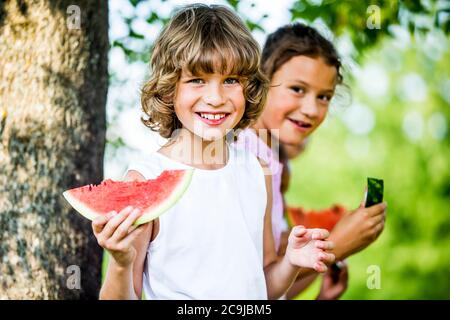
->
[201, 133, 225, 142]
[281, 135, 303, 146]
[196, 128, 226, 141]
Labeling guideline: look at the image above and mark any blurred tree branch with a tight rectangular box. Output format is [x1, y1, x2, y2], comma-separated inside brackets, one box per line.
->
[114, 0, 449, 63]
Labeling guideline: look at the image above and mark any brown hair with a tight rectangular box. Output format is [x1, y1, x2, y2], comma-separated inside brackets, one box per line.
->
[141, 4, 269, 139]
[261, 23, 343, 83]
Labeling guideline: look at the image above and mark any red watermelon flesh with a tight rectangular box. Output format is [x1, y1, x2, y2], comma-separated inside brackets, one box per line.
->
[287, 204, 346, 231]
[63, 169, 194, 225]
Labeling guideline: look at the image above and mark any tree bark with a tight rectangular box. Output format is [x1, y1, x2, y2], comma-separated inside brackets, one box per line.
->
[0, 0, 108, 299]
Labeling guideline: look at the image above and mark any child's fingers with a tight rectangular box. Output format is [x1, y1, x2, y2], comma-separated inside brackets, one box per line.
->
[99, 206, 134, 239]
[117, 224, 148, 248]
[370, 212, 385, 226]
[110, 208, 142, 242]
[309, 228, 330, 240]
[314, 262, 328, 273]
[366, 202, 387, 217]
[319, 252, 336, 265]
[375, 219, 385, 235]
[292, 225, 307, 238]
[92, 212, 115, 234]
[315, 240, 335, 250]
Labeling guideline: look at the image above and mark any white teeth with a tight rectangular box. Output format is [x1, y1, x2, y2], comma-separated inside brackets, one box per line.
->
[200, 113, 226, 120]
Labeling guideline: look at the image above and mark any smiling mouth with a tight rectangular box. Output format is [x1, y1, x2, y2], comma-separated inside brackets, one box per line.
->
[288, 118, 313, 131]
[195, 112, 230, 125]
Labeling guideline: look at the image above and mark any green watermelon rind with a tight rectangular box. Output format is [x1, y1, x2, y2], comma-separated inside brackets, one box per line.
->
[63, 169, 194, 226]
[133, 169, 194, 225]
[63, 190, 103, 222]
[365, 177, 384, 208]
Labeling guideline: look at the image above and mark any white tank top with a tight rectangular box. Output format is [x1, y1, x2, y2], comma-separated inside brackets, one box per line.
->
[126, 143, 268, 299]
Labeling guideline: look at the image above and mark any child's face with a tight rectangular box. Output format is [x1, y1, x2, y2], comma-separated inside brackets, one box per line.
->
[174, 68, 245, 141]
[259, 55, 337, 155]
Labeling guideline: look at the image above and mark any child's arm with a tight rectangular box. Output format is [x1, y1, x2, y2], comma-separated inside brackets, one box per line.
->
[262, 171, 297, 298]
[95, 170, 153, 300]
[261, 173, 335, 299]
[285, 273, 319, 298]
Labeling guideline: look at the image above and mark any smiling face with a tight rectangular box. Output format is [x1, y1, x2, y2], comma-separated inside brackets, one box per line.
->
[174, 68, 246, 141]
[258, 55, 337, 153]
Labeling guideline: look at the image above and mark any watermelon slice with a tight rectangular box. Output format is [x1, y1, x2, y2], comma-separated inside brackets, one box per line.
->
[63, 169, 194, 225]
[286, 204, 346, 231]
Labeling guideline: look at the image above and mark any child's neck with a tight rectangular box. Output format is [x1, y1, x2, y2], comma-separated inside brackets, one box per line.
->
[158, 128, 229, 170]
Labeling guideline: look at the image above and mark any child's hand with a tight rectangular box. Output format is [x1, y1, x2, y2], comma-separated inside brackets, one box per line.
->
[92, 206, 147, 268]
[285, 225, 335, 273]
[329, 201, 387, 260]
[316, 261, 349, 300]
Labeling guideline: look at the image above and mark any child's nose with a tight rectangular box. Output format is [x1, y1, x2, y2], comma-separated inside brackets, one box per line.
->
[203, 83, 226, 107]
[299, 94, 319, 119]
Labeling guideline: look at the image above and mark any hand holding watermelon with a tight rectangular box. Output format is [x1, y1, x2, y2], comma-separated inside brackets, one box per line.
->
[62, 169, 193, 268]
[285, 225, 335, 273]
[92, 206, 149, 268]
[328, 196, 387, 260]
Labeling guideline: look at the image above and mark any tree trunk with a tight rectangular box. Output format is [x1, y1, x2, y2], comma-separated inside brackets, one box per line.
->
[0, 0, 108, 299]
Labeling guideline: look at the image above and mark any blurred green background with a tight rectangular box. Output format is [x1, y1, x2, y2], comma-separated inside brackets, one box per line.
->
[105, 0, 450, 299]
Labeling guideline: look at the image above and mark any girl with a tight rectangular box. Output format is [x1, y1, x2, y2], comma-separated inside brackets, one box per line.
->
[92, 5, 335, 300]
[236, 23, 387, 299]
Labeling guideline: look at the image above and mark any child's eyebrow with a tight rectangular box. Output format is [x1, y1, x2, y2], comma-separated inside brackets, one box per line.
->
[287, 79, 309, 87]
[181, 70, 208, 78]
[180, 73, 199, 80]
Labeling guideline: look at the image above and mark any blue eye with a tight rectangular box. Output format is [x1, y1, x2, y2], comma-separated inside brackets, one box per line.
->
[224, 78, 239, 84]
[188, 78, 204, 84]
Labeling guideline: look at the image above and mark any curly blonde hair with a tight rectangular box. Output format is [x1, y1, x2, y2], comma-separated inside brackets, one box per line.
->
[141, 4, 269, 139]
